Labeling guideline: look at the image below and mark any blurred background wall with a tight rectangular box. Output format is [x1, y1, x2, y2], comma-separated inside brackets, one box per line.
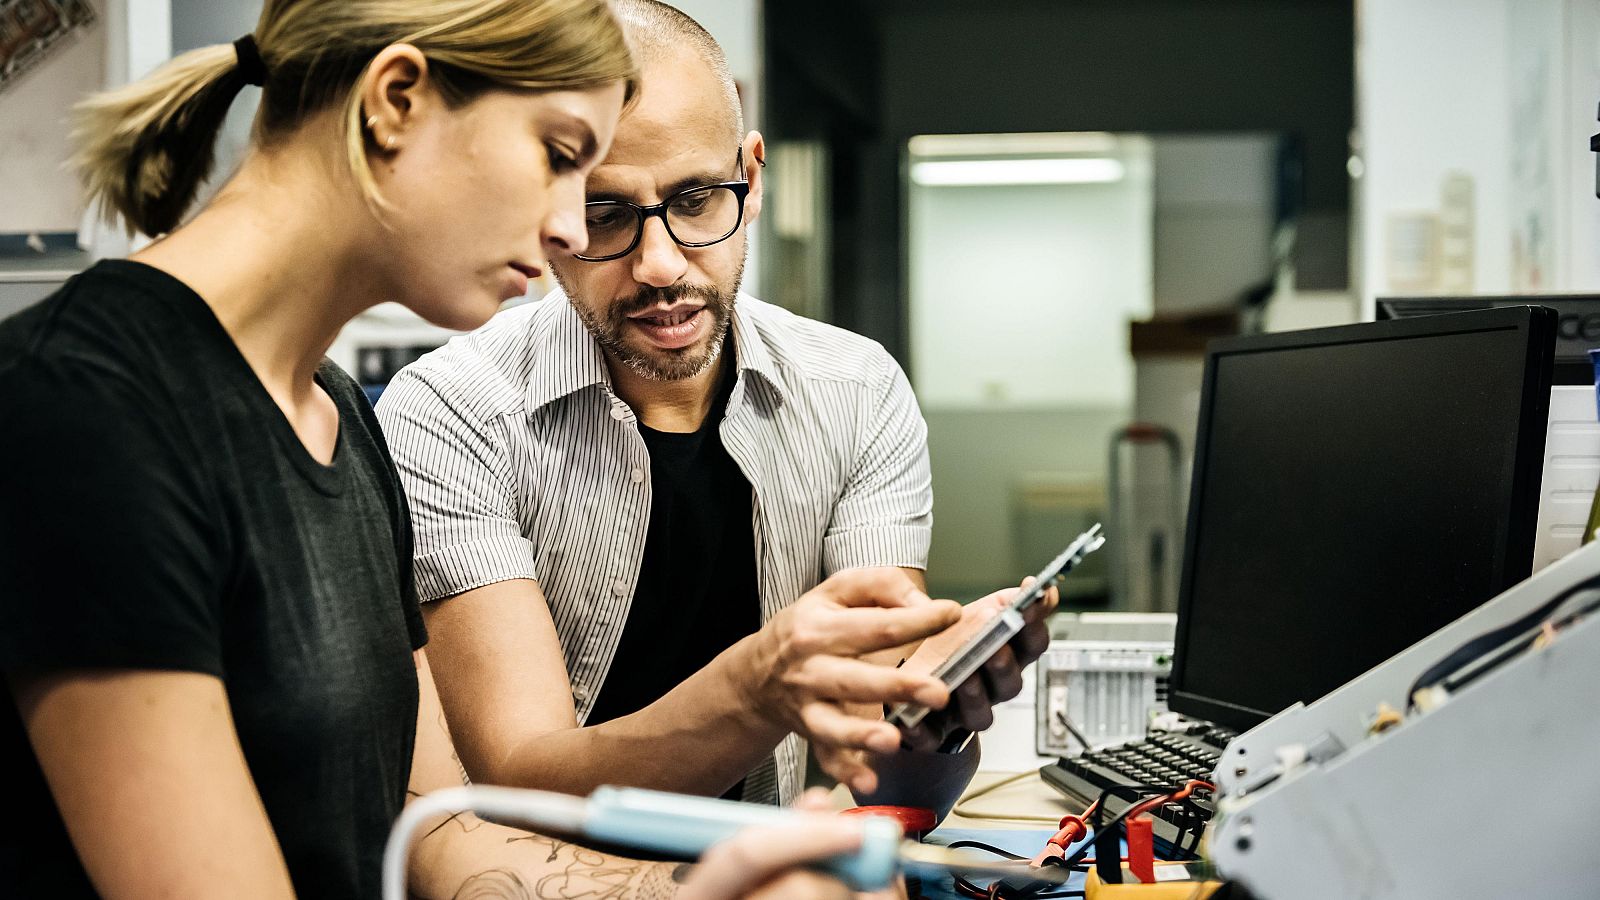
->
[6, 0, 1600, 607]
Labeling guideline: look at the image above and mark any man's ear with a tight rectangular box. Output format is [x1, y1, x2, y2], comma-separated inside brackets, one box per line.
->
[742, 130, 766, 225]
[358, 43, 436, 155]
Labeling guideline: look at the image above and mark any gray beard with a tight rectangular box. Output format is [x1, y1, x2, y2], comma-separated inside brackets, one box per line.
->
[585, 300, 732, 382]
[556, 252, 746, 383]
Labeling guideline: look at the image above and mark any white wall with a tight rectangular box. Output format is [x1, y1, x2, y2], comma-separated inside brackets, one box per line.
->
[1356, 0, 1600, 310]
[908, 142, 1154, 409]
[1559, 0, 1600, 289]
[1356, 0, 1513, 309]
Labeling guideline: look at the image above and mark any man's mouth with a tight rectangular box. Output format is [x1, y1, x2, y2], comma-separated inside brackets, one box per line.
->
[631, 307, 702, 326]
[626, 304, 707, 350]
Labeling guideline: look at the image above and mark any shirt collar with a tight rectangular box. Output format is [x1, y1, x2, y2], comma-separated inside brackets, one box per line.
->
[525, 289, 788, 414]
[728, 293, 788, 410]
[524, 291, 613, 413]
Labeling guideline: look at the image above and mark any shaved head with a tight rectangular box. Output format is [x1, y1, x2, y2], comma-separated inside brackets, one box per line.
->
[609, 0, 744, 144]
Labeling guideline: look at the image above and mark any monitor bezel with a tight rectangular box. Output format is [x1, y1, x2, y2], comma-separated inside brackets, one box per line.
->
[1378, 295, 1600, 385]
[1166, 306, 1557, 733]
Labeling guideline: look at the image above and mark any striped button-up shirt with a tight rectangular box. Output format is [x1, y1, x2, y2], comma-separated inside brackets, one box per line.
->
[376, 290, 932, 804]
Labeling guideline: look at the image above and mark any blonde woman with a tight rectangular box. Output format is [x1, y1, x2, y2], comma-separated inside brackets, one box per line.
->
[0, 2, 948, 897]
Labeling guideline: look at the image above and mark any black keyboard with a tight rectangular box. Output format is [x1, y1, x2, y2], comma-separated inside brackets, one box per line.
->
[1038, 729, 1232, 853]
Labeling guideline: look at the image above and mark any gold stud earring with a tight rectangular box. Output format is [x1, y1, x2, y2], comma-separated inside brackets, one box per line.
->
[365, 114, 379, 131]
[385, 135, 396, 151]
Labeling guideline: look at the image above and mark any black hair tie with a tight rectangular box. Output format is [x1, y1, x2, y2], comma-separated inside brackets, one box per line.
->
[233, 34, 268, 87]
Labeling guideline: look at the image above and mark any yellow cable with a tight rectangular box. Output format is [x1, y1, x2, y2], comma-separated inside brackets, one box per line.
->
[949, 770, 1064, 823]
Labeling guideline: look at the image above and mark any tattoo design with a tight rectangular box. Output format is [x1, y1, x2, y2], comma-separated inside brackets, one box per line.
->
[476, 834, 677, 900]
[453, 869, 534, 899]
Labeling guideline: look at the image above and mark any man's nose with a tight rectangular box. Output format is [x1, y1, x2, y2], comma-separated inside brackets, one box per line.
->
[631, 216, 688, 288]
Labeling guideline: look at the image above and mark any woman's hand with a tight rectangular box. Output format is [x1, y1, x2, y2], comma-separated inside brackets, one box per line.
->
[680, 788, 888, 900]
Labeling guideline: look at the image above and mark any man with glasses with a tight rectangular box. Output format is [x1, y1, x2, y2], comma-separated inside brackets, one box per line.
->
[377, 0, 1051, 811]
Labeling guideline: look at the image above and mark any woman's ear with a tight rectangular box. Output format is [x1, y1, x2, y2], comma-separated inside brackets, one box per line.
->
[359, 43, 434, 154]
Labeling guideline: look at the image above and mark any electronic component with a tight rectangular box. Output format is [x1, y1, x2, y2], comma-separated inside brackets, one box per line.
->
[888, 525, 1105, 731]
[1034, 613, 1175, 757]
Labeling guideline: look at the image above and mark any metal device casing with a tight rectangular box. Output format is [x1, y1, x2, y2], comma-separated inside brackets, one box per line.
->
[1210, 541, 1600, 898]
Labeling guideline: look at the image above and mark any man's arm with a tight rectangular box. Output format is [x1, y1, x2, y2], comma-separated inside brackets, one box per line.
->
[422, 576, 782, 797]
[12, 670, 297, 899]
[425, 568, 962, 798]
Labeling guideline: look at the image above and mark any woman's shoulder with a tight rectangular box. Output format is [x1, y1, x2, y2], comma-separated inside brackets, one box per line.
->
[0, 260, 210, 386]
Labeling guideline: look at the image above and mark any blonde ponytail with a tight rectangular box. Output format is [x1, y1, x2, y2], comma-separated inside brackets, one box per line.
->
[73, 44, 255, 237]
[72, 0, 637, 238]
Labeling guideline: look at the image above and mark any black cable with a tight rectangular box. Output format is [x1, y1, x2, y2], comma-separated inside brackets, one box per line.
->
[1440, 591, 1600, 697]
[945, 840, 1029, 861]
[945, 842, 1086, 900]
[1406, 576, 1600, 707]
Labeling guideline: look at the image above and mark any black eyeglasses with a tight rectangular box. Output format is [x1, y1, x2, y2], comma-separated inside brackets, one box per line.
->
[575, 149, 752, 262]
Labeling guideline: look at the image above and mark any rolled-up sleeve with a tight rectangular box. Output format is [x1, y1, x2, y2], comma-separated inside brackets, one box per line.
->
[821, 356, 933, 574]
[375, 368, 537, 602]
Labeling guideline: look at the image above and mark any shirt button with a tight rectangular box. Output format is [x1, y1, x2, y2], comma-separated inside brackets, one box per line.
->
[611, 580, 628, 597]
[573, 685, 589, 703]
[610, 403, 630, 421]
[630, 467, 645, 484]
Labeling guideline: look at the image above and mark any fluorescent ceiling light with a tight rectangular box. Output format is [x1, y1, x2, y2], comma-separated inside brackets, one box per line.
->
[911, 157, 1126, 186]
[909, 132, 1120, 157]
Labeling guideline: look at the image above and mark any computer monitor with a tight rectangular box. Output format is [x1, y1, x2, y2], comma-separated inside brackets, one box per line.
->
[1167, 306, 1556, 733]
[1378, 295, 1600, 384]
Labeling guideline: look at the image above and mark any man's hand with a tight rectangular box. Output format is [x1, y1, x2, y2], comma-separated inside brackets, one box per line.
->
[896, 577, 1059, 752]
[740, 568, 962, 794]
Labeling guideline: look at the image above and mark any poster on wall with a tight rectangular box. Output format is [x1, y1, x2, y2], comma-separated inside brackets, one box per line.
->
[0, 0, 96, 95]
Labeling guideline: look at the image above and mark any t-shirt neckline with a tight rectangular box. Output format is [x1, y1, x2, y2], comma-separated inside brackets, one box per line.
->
[93, 259, 347, 495]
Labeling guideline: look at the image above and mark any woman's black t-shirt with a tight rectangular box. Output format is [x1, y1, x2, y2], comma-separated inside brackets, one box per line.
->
[0, 260, 427, 898]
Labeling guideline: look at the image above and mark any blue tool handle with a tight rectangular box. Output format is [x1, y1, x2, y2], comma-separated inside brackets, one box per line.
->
[584, 786, 903, 891]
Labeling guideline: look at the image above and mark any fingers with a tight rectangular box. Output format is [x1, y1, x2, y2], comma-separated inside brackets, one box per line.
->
[798, 602, 963, 657]
[792, 786, 836, 813]
[978, 645, 1025, 703]
[788, 656, 949, 708]
[951, 673, 995, 733]
[1010, 616, 1051, 666]
[682, 815, 864, 900]
[1022, 583, 1060, 623]
[801, 701, 903, 756]
[815, 743, 879, 794]
[814, 567, 932, 610]
[896, 719, 942, 753]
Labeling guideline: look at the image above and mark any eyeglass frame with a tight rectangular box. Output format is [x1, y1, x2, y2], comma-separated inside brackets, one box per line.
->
[573, 148, 754, 262]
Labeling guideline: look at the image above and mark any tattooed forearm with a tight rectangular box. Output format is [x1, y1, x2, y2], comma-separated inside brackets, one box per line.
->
[506, 832, 567, 862]
[454, 869, 533, 899]
[465, 834, 678, 900]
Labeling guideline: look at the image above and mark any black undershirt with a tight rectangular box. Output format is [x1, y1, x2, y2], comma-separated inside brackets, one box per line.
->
[586, 363, 760, 799]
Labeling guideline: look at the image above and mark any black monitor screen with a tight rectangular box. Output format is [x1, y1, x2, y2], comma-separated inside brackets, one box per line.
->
[1168, 307, 1555, 732]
